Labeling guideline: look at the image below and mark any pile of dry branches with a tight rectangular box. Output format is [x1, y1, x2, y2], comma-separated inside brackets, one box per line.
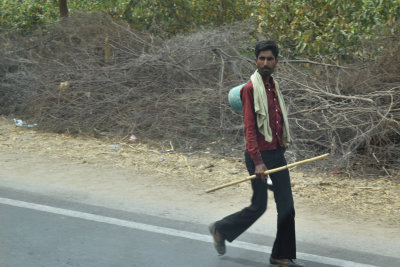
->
[1, 13, 399, 175]
[278, 59, 400, 175]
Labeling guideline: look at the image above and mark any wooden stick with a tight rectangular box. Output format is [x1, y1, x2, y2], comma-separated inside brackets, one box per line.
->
[206, 153, 329, 193]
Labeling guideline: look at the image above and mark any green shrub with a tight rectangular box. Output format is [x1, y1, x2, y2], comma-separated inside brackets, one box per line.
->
[251, 0, 400, 60]
[1, 0, 399, 60]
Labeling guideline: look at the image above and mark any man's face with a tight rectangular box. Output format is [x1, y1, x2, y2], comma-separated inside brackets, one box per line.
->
[255, 50, 278, 78]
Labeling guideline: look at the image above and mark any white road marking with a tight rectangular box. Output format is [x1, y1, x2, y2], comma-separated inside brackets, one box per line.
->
[0, 197, 379, 267]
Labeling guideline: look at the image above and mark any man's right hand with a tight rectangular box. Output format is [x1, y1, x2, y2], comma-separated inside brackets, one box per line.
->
[255, 163, 267, 183]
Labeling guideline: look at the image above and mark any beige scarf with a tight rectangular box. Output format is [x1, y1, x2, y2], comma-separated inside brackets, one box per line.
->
[251, 70, 291, 146]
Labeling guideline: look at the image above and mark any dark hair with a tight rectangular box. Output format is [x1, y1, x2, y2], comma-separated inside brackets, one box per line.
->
[255, 40, 279, 58]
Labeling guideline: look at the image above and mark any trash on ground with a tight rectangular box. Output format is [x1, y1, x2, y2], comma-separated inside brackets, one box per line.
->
[108, 144, 119, 151]
[128, 134, 137, 143]
[14, 119, 38, 128]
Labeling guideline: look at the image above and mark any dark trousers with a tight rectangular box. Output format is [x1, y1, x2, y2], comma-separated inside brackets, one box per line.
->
[215, 147, 296, 259]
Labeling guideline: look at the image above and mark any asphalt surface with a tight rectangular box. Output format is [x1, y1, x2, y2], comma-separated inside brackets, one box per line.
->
[1, 187, 399, 267]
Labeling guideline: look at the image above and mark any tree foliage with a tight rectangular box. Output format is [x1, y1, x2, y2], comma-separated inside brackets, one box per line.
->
[252, 0, 400, 60]
[1, 0, 399, 60]
[0, 0, 251, 32]
[120, 0, 253, 34]
[0, 0, 59, 29]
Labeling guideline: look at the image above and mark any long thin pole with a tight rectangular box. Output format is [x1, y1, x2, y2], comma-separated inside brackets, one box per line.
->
[205, 153, 329, 193]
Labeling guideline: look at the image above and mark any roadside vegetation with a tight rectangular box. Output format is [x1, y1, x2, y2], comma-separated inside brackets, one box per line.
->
[2, 0, 400, 60]
[0, 1, 399, 176]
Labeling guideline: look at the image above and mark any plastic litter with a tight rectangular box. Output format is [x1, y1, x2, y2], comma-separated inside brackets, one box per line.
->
[14, 118, 38, 128]
[128, 134, 137, 143]
[108, 144, 119, 151]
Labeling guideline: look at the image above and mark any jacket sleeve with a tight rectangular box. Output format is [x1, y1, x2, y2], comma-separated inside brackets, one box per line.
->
[241, 83, 263, 165]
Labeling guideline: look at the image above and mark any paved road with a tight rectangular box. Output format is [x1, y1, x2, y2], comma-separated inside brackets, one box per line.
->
[1, 188, 399, 267]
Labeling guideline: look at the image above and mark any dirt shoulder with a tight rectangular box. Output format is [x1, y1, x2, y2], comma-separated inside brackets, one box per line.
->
[0, 116, 399, 257]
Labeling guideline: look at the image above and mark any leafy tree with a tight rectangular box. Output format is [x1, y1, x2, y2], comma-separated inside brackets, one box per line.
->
[121, 0, 253, 34]
[250, 0, 400, 60]
[0, 0, 59, 29]
[1, 0, 399, 60]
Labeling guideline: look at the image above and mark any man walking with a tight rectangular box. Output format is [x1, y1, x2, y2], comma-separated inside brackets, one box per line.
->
[209, 40, 304, 267]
